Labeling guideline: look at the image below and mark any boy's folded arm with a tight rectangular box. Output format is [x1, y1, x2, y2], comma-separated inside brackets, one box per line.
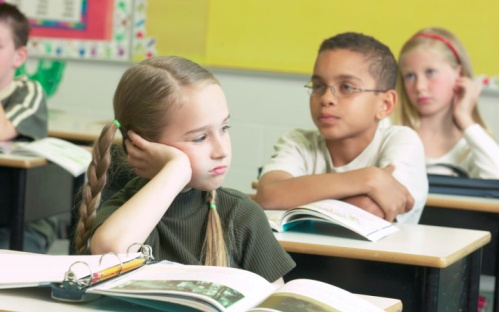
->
[381, 128, 428, 208]
[362, 166, 415, 222]
[342, 195, 385, 219]
[256, 170, 362, 210]
[255, 168, 400, 211]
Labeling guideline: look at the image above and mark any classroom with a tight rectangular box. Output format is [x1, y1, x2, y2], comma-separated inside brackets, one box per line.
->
[2, 0, 499, 311]
[42, 0, 499, 193]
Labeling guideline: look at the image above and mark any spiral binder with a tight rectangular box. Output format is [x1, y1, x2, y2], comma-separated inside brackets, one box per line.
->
[50, 244, 154, 302]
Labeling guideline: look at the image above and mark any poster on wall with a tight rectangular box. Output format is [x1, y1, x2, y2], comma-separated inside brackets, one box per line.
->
[3, 0, 133, 62]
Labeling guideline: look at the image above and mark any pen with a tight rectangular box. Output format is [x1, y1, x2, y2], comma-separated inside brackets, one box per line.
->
[91, 258, 146, 284]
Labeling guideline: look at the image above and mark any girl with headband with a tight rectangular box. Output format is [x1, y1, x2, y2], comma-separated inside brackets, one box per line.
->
[75, 56, 295, 286]
[395, 27, 499, 179]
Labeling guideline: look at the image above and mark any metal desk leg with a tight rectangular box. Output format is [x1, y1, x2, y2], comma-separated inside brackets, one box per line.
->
[494, 257, 499, 312]
[10, 169, 27, 251]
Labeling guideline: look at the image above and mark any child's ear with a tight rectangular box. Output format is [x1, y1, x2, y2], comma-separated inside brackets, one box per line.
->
[375, 89, 397, 121]
[13, 46, 27, 69]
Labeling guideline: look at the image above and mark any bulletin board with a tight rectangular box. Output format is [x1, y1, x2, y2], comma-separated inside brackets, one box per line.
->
[135, 0, 499, 76]
[4, 0, 134, 62]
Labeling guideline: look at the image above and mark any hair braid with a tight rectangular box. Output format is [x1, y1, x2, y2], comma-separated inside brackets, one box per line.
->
[75, 123, 117, 254]
[203, 190, 228, 266]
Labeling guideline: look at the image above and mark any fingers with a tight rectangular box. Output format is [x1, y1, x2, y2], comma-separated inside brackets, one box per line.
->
[405, 193, 415, 212]
[125, 134, 148, 170]
[127, 131, 149, 150]
[454, 77, 482, 102]
[369, 166, 413, 222]
[382, 164, 395, 174]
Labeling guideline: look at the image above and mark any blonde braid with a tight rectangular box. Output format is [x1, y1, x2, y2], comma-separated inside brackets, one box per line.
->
[203, 190, 228, 266]
[75, 123, 117, 254]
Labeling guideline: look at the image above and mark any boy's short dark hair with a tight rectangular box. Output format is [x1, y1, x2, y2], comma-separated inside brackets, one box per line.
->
[319, 32, 397, 90]
[0, 3, 30, 48]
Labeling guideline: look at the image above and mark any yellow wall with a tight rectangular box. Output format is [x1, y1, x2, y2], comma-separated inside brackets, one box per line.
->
[140, 0, 209, 64]
[144, 0, 499, 76]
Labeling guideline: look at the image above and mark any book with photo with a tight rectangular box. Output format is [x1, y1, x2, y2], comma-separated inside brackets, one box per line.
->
[265, 199, 399, 242]
[0, 249, 390, 312]
[84, 263, 386, 312]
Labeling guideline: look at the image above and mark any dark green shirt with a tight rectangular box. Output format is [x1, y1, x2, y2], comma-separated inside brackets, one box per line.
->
[92, 177, 296, 282]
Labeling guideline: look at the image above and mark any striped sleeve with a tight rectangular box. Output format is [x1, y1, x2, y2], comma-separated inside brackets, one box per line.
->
[4, 77, 48, 139]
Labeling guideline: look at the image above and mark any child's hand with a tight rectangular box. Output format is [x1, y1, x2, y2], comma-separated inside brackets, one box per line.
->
[452, 77, 481, 130]
[125, 131, 191, 180]
[365, 165, 414, 222]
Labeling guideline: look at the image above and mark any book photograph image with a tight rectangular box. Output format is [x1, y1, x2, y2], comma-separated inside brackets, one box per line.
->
[84, 263, 386, 312]
[108, 279, 245, 310]
[249, 278, 371, 312]
[255, 292, 338, 312]
[0, 247, 387, 312]
[265, 199, 399, 242]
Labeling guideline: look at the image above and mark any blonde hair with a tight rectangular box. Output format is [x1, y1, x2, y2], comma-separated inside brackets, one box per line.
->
[203, 190, 228, 266]
[395, 27, 489, 131]
[76, 56, 229, 267]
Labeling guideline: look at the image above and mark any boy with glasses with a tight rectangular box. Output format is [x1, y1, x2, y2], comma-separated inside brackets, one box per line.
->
[255, 32, 428, 223]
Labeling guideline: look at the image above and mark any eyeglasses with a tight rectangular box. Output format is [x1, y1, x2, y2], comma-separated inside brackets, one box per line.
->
[304, 81, 388, 98]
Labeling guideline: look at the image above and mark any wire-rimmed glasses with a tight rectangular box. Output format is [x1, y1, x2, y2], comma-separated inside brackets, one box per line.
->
[304, 81, 388, 98]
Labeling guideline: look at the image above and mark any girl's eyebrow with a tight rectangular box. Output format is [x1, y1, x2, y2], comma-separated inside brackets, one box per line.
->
[185, 114, 231, 135]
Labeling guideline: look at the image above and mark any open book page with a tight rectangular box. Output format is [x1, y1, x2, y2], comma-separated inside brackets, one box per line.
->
[279, 199, 399, 241]
[1, 137, 91, 177]
[0, 141, 40, 158]
[249, 279, 384, 312]
[0, 251, 142, 288]
[264, 210, 286, 232]
[88, 262, 275, 312]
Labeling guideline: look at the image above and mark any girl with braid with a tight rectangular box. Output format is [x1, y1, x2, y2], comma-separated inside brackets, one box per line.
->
[75, 56, 295, 286]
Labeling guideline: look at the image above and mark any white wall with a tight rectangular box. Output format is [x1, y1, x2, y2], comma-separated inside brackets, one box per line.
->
[478, 89, 499, 139]
[46, 59, 499, 194]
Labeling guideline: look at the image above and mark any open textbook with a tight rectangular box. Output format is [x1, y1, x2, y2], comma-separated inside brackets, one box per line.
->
[265, 199, 399, 242]
[0, 250, 388, 312]
[0, 137, 91, 177]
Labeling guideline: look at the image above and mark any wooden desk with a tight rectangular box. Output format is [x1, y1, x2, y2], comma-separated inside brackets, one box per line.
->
[277, 223, 490, 312]
[426, 193, 499, 213]
[48, 109, 121, 145]
[0, 153, 84, 251]
[422, 193, 499, 312]
[0, 285, 402, 312]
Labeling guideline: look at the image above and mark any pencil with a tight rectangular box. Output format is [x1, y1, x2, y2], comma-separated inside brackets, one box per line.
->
[91, 258, 146, 284]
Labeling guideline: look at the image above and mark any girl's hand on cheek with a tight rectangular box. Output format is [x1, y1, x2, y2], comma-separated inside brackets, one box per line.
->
[126, 131, 191, 179]
[452, 77, 481, 130]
